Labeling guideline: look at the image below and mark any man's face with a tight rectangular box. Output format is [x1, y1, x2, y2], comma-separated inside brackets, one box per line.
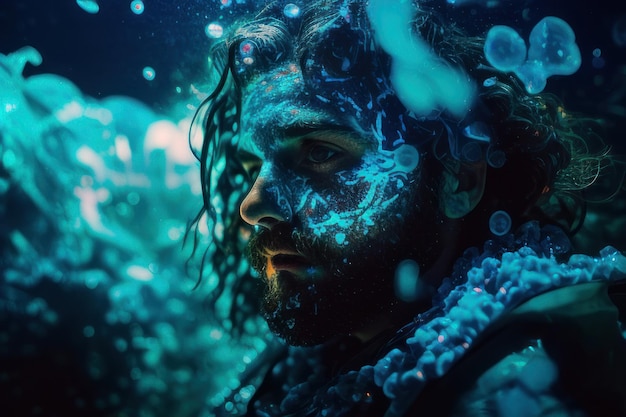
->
[237, 64, 440, 346]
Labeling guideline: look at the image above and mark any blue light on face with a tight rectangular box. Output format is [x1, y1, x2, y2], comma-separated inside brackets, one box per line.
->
[394, 259, 421, 302]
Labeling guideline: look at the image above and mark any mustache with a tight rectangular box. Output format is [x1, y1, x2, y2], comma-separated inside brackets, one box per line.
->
[245, 223, 328, 272]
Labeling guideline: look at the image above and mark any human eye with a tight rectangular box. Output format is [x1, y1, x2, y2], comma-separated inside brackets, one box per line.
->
[306, 143, 341, 164]
[237, 151, 262, 181]
[299, 140, 347, 173]
[279, 128, 369, 176]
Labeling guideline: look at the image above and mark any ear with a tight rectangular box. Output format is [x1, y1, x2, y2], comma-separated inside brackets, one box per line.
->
[439, 158, 486, 219]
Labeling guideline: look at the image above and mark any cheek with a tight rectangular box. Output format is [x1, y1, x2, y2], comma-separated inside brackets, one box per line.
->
[291, 160, 420, 245]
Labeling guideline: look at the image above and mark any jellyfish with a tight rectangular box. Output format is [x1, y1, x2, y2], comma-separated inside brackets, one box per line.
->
[484, 17, 581, 94]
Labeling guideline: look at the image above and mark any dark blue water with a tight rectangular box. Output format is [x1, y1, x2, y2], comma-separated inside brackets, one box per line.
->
[1, 1, 626, 417]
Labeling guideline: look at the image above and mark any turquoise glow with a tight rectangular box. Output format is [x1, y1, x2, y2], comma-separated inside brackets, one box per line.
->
[484, 17, 581, 94]
[131, 0, 145, 15]
[76, 0, 99, 14]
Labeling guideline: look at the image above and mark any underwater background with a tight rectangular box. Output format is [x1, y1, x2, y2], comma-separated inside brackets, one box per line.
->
[1, 1, 625, 416]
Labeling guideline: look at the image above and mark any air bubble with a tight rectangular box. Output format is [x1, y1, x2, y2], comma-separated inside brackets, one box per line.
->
[205, 22, 224, 39]
[393, 144, 420, 172]
[489, 210, 512, 236]
[283, 3, 301, 18]
[142, 66, 156, 81]
[130, 0, 144, 15]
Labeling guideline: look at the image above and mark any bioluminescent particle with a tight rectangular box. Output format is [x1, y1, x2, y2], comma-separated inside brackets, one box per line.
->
[394, 259, 421, 302]
[205, 22, 224, 39]
[83, 325, 95, 338]
[284, 3, 301, 18]
[483, 76, 497, 87]
[130, 0, 145, 15]
[76, 0, 100, 14]
[489, 210, 512, 236]
[142, 66, 156, 81]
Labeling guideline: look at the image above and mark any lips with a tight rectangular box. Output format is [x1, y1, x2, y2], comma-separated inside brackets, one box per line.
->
[263, 249, 312, 276]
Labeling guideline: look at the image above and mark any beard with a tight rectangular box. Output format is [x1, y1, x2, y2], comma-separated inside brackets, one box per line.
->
[245, 191, 440, 346]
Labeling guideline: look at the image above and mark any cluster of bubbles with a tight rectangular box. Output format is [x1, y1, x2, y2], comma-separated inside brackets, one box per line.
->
[484, 17, 581, 94]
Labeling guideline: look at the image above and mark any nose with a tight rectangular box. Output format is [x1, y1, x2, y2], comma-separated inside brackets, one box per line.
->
[239, 173, 292, 229]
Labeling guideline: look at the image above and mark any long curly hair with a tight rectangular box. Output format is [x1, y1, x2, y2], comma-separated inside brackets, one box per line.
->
[185, 0, 616, 332]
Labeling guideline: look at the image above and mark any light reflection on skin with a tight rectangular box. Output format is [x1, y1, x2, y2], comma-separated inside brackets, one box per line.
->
[238, 64, 422, 280]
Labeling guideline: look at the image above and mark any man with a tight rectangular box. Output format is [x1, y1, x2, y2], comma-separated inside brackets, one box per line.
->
[190, 1, 626, 415]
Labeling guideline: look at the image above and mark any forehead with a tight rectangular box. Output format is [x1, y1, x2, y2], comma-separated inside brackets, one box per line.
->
[239, 63, 367, 152]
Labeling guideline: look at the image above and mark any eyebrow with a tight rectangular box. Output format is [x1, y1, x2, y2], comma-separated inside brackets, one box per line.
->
[282, 122, 370, 144]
